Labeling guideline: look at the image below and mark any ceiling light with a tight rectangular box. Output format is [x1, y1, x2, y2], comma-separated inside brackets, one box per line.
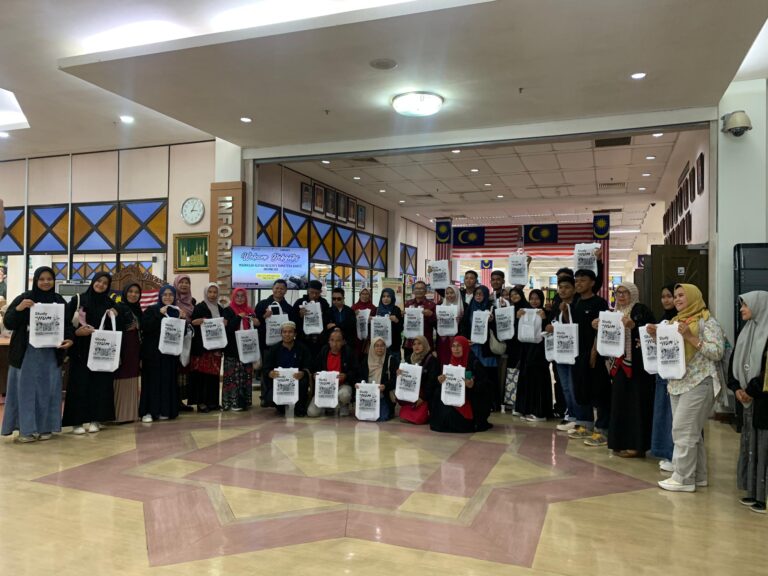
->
[429, 219, 434, 223]
[321, 160, 331, 165]
[240, 117, 252, 123]
[416, 213, 420, 216]
[612, 229, 641, 234]
[642, 172, 651, 177]
[631, 72, 647, 80]
[470, 168, 479, 173]
[652, 133, 664, 138]
[81, 20, 190, 53]
[484, 183, 492, 187]
[496, 194, 504, 198]
[379, 189, 386, 193]
[369, 58, 398, 71]
[391, 92, 444, 117]
[451, 149, 461, 154]
[119, 115, 134, 124]
[645, 155, 656, 160]
[610, 259, 628, 263]
[398, 200, 405, 204]
[638, 187, 647, 191]
[353, 176, 361, 180]
[0, 132, 8, 139]
[612, 248, 632, 252]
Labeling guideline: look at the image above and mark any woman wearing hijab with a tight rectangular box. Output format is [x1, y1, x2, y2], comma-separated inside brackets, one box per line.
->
[352, 288, 378, 357]
[376, 288, 403, 360]
[431, 335, 492, 433]
[173, 274, 196, 412]
[651, 285, 677, 470]
[1, 266, 74, 442]
[460, 285, 500, 410]
[359, 336, 397, 421]
[596, 282, 656, 457]
[140, 285, 185, 422]
[437, 285, 464, 366]
[222, 287, 257, 411]
[729, 291, 768, 513]
[398, 335, 439, 425]
[515, 289, 553, 422]
[646, 284, 725, 492]
[188, 283, 227, 413]
[62, 272, 121, 434]
[113, 283, 143, 423]
[505, 287, 530, 414]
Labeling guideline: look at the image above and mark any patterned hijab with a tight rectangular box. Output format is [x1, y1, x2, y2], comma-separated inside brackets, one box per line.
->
[410, 335, 431, 365]
[173, 274, 194, 318]
[614, 281, 640, 364]
[672, 284, 710, 362]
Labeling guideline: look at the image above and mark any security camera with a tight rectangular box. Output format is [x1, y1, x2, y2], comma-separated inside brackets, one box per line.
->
[721, 110, 752, 137]
[650, 202, 656, 207]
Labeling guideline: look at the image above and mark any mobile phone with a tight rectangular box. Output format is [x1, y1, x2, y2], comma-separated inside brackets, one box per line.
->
[465, 370, 473, 379]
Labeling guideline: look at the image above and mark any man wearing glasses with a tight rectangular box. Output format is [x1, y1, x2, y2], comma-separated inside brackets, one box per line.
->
[326, 287, 356, 346]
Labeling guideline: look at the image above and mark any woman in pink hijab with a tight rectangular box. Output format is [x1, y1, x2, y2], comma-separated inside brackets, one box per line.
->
[173, 274, 196, 411]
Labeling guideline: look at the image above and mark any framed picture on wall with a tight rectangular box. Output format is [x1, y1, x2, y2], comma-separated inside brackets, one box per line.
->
[347, 198, 357, 224]
[337, 191, 347, 222]
[682, 182, 689, 210]
[688, 168, 696, 203]
[686, 212, 692, 242]
[325, 187, 337, 219]
[300, 182, 313, 213]
[173, 233, 209, 273]
[313, 184, 325, 213]
[357, 204, 366, 229]
[696, 153, 705, 195]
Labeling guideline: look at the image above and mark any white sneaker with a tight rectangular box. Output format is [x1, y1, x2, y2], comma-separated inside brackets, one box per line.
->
[231, 407, 243, 412]
[16, 435, 36, 443]
[512, 411, 523, 417]
[658, 478, 695, 493]
[87, 423, 99, 433]
[141, 415, 153, 423]
[696, 479, 708, 488]
[557, 421, 577, 432]
[659, 460, 674, 473]
[158, 415, 169, 421]
[72, 426, 86, 435]
[38, 433, 52, 441]
[524, 415, 547, 422]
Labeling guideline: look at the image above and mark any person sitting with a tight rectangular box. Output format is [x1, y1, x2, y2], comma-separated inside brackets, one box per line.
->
[308, 329, 359, 417]
[359, 336, 398, 421]
[397, 335, 438, 425]
[263, 321, 313, 417]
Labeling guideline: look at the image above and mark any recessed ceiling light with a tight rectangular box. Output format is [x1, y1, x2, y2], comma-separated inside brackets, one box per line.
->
[379, 189, 386, 193]
[369, 58, 397, 71]
[451, 149, 461, 154]
[119, 115, 134, 124]
[484, 183, 492, 187]
[321, 160, 330, 165]
[496, 194, 504, 198]
[416, 213, 420, 216]
[612, 229, 641, 234]
[391, 92, 444, 117]
[398, 200, 405, 204]
[429, 219, 434, 223]
[638, 187, 647, 191]
[652, 133, 664, 138]
[0, 132, 8, 139]
[645, 155, 656, 160]
[631, 72, 647, 80]
[240, 117, 252, 123]
[642, 172, 651, 177]
[353, 176, 361, 180]
[470, 168, 479, 173]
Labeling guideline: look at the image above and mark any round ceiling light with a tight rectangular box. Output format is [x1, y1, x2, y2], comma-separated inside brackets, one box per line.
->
[392, 92, 444, 117]
[370, 58, 398, 71]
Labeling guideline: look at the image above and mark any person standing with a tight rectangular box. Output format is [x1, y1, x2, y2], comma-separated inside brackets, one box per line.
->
[293, 280, 331, 348]
[651, 284, 677, 470]
[460, 285, 500, 410]
[1, 266, 74, 442]
[403, 281, 436, 362]
[263, 321, 313, 417]
[352, 287, 377, 357]
[254, 279, 295, 406]
[647, 284, 725, 493]
[461, 270, 479, 306]
[375, 288, 403, 361]
[729, 291, 768, 513]
[113, 283, 143, 423]
[515, 289, 553, 422]
[327, 287, 356, 347]
[188, 283, 227, 413]
[489, 270, 505, 304]
[62, 272, 120, 434]
[173, 274, 196, 412]
[222, 287, 257, 411]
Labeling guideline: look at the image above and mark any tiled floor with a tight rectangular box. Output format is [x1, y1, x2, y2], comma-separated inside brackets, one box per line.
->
[0, 408, 763, 576]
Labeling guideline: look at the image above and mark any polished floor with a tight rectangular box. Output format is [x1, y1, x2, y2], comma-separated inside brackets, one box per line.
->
[0, 405, 763, 576]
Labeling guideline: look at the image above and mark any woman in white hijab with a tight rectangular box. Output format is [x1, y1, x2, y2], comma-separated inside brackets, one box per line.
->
[188, 283, 227, 412]
[729, 291, 768, 513]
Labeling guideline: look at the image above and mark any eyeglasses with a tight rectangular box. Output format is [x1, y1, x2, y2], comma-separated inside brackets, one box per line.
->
[332, 297, 343, 301]
[615, 289, 630, 296]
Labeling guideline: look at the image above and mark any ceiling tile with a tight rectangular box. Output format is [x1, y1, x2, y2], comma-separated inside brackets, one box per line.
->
[484, 156, 526, 174]
[632, 133, 681, 145]
[562, 169, 596, 184]
[512, 189, 543, 199]
[556, 151, 594, 169]
[552, 140, 593, 151]
[407, 152, 447, 162]
[373, 154, 415, 165]
[595, 148, 632, 167]
[475, 145, 519, 157]
[414, 179, 443, 194]
[515, 143, 554, 154]
[596, 167, 630, 181]
[422, 162, 464, 179]
[531, 172, 565, 186]
[391, 165, 435, 180]
[441, 149, 480, 160]
[520, 154, 560, 171]
[388, 181, 429, 195]
[442, 178, 478, 192]
[360, 166, 406, 181]
[629, 146, 673, 164]
[499, 173, 535, 187]
[568, 185, 598, 196]
[462, 192, 491, 202]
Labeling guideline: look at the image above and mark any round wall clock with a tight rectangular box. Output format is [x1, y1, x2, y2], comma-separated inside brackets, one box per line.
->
[181, 197, 205, 225]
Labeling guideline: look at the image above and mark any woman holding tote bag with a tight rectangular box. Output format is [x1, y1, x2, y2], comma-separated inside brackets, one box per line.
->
[222, 287, 258, 412]
[188, 283, 227, 413]
[62, 272, 121, 435]
[113, 283, 143, 423]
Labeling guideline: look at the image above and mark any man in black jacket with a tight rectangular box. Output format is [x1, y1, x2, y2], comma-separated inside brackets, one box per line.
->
[312, 329, 360, 416]
[460, 270, 480, 305]
[293, 280, 331, 347]
[326, 287, 356, 347]
[263, 321, 313, 416]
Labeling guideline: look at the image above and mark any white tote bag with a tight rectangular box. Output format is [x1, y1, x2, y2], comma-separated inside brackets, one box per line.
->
[180, 325, 193, 367]
[656, 322, 686, 380]
[436, 304, 458, 337]
[404, 307, 424, 339]
[266, 312, 286, 346]
[639, 324, 658, 375]
[356, 309, 371, 340]
[494, 305, 515, 341]
[29, 302, 65, 348]
[470, 309, 490, 345]
[441, 364, 466, 407]
[428, 260, 450, 290]
[395, 362, 422, 403]
[596, 310, 626, 358]
[159, 308, 186, 356]
[355, 381, 380, 421]
[314, 370, 339, 409]
[273, 367, 300, 405]
[554, 316, 579, 365]
[86, 313, 122, 373]
[202, 317, 227, 350]
[573, 243, 600, 275]
[507, 254, 528, 286]
[518, 309, 543, 343]
[371, 316, 392, 347]
[544, 332, 556, 362]
[235, 318, 261, 364]
[302, 301, 323, 335]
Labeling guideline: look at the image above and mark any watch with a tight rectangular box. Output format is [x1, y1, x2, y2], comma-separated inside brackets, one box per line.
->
[181, 197, 205, 225]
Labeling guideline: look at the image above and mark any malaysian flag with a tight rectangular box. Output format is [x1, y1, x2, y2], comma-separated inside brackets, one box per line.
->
[140, 290, 159, 310]
[480, 260, 493, 286]
[593, 214, 610, 302]
[451, 223, 595, 258]
[435, 218, 452, 261]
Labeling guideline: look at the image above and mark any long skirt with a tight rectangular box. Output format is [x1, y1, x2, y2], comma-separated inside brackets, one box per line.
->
[140, 356, 179, 419]
[188, 352, 223, 408]
[113, 377, 139, 423]
[608, 368, 655, 453]
[1, 347, 62, 437]
[515, 347, 553, 419]
[428, 398, 474, 433]
[738, 405, 768, 503]
[222, 356, 253, 410]
[62, 360, 116, 426]
[651, 375, 674, 460]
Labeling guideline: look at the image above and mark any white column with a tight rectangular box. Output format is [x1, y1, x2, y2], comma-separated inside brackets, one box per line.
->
[387, 212, 405, 278]
[714, 79, 768, 339]
[214, 138, 243, 182]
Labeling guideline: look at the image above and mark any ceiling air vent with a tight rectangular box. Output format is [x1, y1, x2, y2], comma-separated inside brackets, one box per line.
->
[597, 182, 626, 191]
[347, 157, 382, 165]
[594, 136, 632, 148]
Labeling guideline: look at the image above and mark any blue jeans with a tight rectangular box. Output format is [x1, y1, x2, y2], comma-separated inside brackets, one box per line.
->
[555, 363, 593, 427]
[651, 375, 674, 460]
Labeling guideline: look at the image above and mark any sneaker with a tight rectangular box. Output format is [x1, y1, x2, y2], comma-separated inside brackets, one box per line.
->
[524, 415, 547, 422]
[38, 433, 52, 441]
[87, 423, 99, 433]
[231, 407, 243, 412]
[557, 421, 577, 432]
[72, 426, 86, 435]
[16, 435, 36, 443]
[141, 415, 153, 423]
[659, 460, 674, 473]
[568, 426, 591, 439]
[658, 478, 695, 493]
[750, 501, 767, 514]
[696, 480, 708, 488]
[584, 433, 608, 447]
[158, 416, 169, 421]
[740, 497, 757, 507]
[511, 411, 523, 417]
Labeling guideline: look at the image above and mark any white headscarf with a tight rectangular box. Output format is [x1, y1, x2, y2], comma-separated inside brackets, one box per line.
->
[733, 291, 768, 389]
[203, 282, 220, 318]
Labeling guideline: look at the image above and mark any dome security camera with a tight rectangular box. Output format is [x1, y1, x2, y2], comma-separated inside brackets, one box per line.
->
[721, 110, 752, 137]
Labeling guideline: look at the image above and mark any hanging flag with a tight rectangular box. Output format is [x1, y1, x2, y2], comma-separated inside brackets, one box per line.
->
[523, 224, 558, 244]
[593, 214, 610, 239]
[452, 226, 485, 247]
[435, 218, 452, 261]
[480, 259, 493, 286]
